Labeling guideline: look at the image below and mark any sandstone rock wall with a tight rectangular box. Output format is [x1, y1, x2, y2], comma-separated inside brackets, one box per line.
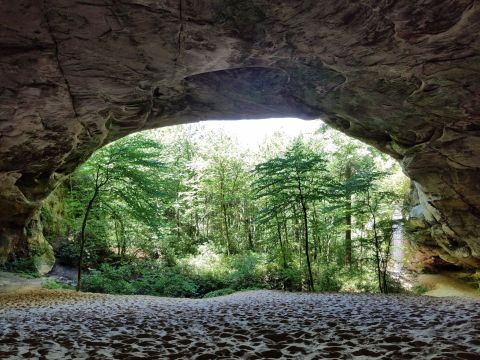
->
[1, 0, 480, 269]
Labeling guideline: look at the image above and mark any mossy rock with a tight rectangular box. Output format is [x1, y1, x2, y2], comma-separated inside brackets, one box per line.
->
[27, 219, 55, 275]
[30, 236, 55, 275]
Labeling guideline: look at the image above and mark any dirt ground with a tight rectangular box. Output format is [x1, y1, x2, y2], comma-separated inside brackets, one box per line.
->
[1, 289, 479, 359]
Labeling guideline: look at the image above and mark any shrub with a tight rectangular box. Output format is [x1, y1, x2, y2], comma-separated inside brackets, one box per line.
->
[317, 265, 342, 292]
[190, 271, 228, 296]
[203, 288, 236, 298]
[56, 242, 79, 267]
[265, 266, 303, 291]
[81, 262, 198, 297]
[384, 275, 406, 294]
[42, 278, 74, 290]
[1, 255, 38, 276]
[227, 254, 265, 290]
[472, 271, 480, 290]
[138, 266, 198, 298]
[412, 284, 428, 295]
[81, 263, 137, 294]
[336, 268, 377, 293]
[81, 254, 326, 298]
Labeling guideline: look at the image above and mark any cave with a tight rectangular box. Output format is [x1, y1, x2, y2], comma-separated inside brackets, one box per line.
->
[1, 0, 480, 272]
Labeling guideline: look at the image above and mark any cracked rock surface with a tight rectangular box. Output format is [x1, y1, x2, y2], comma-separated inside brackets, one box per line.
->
[1, 0, 480, 268]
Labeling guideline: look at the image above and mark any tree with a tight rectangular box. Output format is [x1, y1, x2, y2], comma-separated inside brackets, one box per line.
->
[321, 128, 376, 269]
[196, 131, 252, 255]
[76, 166, 110, 291]
[254, 139, 332, 291]
[72, 135, 165, 291]
[43, 122, 409, 297]
[350, 170, 401, 293]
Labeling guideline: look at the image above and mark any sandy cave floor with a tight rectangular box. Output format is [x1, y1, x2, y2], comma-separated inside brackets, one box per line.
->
[0, 289, 479, 360]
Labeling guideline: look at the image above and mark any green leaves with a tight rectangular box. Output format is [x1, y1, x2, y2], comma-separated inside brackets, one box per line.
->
[64, 134, 170, 264]
[253, 140, 332, 216]
[50, 122, 409, 295]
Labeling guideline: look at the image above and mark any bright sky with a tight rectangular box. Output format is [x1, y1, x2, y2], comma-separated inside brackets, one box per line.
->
[195, 118, 324, 150]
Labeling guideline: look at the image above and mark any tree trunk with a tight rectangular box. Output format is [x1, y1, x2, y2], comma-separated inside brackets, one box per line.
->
[296, 178, 314, 292]
[300, 198, 314, 292]
[119, 218, 126, 261]
[205, 213, 210, 239]
[283, 216, 289, 249]
[176, 205, 181, 243]
[311, 204, 320, 262]
[76, 187, 99, 292]
[292, 204, 302, 267]
[219, 171, 231, 256]
[114, 218, 121, 256]
[194, 211, 200, 243]
[221, 201, 231, 256]
[367, 190, 383, 293]
[275, 214, 288, 270]
[246, 216, 254, 250]
[345, 163, 353, 268]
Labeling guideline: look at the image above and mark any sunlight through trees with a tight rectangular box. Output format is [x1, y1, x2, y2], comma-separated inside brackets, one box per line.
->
[40, 121, 409, 296]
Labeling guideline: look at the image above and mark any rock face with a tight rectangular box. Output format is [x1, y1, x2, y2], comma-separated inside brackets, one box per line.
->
[1, 0, 480, 269]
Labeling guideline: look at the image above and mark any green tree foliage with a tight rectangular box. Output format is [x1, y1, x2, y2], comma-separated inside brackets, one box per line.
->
[44, 124, 408, 296]
[63, 135, 166, 290]
[351, 170, 401, 293]
[253, 140, 333, 291]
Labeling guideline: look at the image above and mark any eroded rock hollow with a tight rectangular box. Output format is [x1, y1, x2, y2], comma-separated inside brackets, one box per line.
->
[1, 0, 480, 271]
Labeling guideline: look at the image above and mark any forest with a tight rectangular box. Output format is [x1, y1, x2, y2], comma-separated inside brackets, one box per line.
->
[38, 122, 409, 297]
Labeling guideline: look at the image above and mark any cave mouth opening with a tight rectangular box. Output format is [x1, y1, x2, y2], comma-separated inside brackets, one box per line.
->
[43, 117, 411, 296]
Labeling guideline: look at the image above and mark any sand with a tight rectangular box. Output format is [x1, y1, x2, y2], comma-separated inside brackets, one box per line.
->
[1, 289, 479, 359]
[416, 273, 480, 299]
[0, 272, 41, 293]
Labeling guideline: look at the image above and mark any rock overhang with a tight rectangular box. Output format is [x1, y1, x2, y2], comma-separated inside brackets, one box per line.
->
[1, 0, 480, 269]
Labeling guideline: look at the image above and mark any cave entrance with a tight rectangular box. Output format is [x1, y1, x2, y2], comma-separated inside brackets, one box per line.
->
[45, 117, 409, 295]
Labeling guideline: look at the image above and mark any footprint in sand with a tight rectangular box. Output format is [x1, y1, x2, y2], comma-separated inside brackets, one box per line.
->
[1, 290, 479, 360]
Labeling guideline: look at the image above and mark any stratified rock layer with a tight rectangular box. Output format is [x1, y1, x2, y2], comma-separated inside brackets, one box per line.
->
[1, 0, 480, 268]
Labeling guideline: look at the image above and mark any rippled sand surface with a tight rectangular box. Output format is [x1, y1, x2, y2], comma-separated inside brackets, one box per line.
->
[1, 290, 479, 359]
